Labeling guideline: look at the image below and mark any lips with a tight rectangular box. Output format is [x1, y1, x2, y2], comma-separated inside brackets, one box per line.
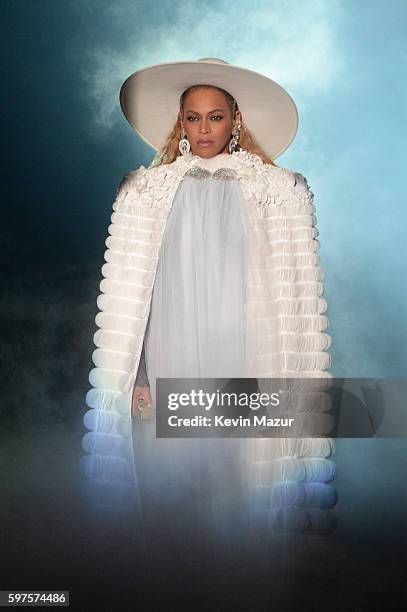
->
[197, 140, 213, 146]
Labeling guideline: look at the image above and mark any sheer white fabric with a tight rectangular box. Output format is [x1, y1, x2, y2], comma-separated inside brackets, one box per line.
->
[133, 159, 251, 536]
[144, 165, 249, 401]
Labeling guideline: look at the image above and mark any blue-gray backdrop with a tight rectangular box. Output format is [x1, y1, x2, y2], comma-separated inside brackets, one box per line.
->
[1, 1, 406, 609]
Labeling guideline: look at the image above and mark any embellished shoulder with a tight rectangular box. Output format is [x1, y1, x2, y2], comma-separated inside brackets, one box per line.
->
[114, 162, 183, 209]
[258, 165, 314, 207]
[115, 165, 148, 202]
[290, 171, 315, 206]
[229, 153, 297, 209]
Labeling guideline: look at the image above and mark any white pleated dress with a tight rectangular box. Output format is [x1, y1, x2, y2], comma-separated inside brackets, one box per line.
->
[145, 154, 250, 394]
[132, 153, 252, 538]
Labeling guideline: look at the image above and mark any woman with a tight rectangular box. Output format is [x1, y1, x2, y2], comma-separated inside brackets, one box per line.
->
[132, 82, 269, 415]
[82, 59, 336, 544]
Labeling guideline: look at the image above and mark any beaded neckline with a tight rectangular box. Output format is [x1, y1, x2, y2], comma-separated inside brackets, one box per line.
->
[183, 166, 238, 181]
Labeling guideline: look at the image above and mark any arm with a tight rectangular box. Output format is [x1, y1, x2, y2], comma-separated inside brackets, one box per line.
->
[134, 339, 149, 387]
[132, 327, 153, 417]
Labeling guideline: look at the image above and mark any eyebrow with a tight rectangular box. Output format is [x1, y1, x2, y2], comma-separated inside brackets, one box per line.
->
[185, 108, 225, 115]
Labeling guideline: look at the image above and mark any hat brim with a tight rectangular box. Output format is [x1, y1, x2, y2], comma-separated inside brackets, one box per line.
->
[120, 59, 299, 161]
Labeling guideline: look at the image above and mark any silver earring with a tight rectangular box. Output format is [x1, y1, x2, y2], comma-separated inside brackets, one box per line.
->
[229, 121, 241, 154]
[178, 128, 191, 155]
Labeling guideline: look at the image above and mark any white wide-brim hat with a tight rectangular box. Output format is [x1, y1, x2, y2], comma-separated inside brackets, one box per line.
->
[120, 58, 299, 161]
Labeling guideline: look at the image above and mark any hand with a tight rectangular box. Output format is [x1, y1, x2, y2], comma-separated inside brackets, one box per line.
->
[131, 385, 153, 418]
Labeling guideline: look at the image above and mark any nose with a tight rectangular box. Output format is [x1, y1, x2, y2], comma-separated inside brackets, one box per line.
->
[199, 119, 210, 133]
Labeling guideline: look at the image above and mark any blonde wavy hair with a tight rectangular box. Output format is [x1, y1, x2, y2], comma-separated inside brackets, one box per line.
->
[151, 84, 280, 168]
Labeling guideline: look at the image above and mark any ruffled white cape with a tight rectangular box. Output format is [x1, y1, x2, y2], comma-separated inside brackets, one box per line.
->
[81, 150, 336, 538]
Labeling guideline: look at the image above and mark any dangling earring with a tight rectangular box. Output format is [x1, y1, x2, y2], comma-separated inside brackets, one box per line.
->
[178, 126, 191, 156]
[228, 120, 242, 154]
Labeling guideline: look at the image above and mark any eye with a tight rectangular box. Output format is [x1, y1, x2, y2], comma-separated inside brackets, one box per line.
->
[185, 115, 224, 122]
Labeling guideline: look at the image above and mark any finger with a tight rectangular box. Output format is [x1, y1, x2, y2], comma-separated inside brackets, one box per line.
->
[131, 393, 143, 415]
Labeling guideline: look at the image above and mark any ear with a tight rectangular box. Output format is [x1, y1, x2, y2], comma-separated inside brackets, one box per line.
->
[234, 110, 242, 128]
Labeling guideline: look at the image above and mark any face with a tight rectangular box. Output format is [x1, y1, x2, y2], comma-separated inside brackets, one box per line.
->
[180, 88, 241, 158]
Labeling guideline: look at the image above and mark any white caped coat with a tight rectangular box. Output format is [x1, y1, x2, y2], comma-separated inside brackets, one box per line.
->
[81, 150, 336, 526]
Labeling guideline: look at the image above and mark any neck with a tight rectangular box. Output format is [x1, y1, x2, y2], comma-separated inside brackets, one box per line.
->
[191, 151, 230, 159]
[182, 150, 239, 171]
